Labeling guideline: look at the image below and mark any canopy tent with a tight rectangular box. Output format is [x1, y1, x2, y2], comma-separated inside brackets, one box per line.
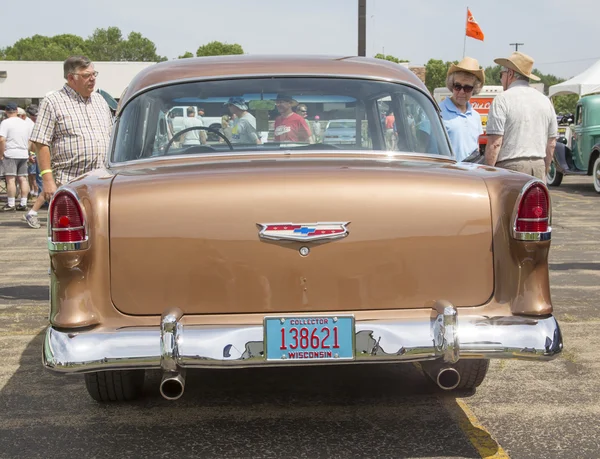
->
[549, 59, 600, 97]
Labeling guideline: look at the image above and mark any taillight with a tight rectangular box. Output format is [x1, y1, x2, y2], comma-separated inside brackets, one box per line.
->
[50, 191, 86, 243]
[513, 182, 550, 239]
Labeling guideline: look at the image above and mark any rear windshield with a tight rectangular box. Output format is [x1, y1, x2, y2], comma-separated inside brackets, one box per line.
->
[111, 77, 451, 163]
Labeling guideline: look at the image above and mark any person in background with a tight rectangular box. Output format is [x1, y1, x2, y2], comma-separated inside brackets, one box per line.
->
[485, 52, 557, 181]
[273, 94, 310, 143]
[439, 57, 485, 161]
[0, 103, 33, 211]
[225, 97, 261, 145]
[182, 106, 205, 146]
[312, 115, 322, 143]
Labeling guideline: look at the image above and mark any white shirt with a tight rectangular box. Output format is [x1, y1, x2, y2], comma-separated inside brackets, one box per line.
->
[182, 116, 203, 145]
[486, 81, 558, 162]
[0, 117, 33, 159]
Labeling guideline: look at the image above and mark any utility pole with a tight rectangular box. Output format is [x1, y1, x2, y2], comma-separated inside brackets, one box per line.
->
[358, 0, 366, 56]
[510, 43, 524, 52]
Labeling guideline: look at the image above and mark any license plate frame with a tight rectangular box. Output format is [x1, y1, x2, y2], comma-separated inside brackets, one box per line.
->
[264, 314, 355, 362]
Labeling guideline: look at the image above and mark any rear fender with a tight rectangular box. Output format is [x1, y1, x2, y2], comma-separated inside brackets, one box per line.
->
[588, 145, 600, 175]
[553, 142, 571, 173]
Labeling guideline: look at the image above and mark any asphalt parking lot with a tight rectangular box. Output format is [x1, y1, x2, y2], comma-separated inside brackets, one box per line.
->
[0, 176, 598, 459]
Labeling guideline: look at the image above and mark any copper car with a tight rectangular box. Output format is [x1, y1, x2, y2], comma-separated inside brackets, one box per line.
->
[43, 56, 563, 402]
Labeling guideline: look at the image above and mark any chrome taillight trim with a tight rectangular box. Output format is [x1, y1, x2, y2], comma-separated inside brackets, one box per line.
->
[47, 187, 90, 252]
[511, 179, 552, 241]
[51, 226, 85, 232]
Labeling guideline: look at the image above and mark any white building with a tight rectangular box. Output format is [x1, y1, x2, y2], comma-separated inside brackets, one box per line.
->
[0, 61, 156, 105]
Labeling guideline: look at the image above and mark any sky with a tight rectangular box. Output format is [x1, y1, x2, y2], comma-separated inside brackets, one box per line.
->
[2, 0, 599, 80]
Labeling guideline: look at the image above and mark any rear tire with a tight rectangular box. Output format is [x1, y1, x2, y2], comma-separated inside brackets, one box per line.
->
[84, 370, 145, 402]
[547, 162, 563, 187]
[454, 359, 489, 390]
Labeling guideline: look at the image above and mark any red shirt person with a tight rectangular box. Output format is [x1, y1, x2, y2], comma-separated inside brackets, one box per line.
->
[273, 94, 311, 142]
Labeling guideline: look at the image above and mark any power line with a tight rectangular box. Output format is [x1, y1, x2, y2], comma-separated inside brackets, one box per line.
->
[537, 56, 600, 65]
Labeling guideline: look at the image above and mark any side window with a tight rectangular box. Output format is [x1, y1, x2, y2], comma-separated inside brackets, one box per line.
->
[400, 94, 433, 153]
[375, 96, 398, 151]
[171, 107, 184, 118]
[575, 105, 583, 126]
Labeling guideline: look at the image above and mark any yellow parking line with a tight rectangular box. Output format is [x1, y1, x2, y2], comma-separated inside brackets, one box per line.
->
[441, 396, 510, 458]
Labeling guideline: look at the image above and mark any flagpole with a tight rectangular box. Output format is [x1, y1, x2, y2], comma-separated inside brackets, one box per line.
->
[463, 7, 468, 58]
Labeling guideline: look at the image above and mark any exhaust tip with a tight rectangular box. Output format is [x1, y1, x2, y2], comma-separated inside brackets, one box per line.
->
[437, 367, 461, 390]
[160, 374, 185, 400]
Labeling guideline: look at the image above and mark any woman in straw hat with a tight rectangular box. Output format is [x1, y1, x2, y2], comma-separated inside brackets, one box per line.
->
[484, 51, 557, 182]
[439, 56, 485, 161]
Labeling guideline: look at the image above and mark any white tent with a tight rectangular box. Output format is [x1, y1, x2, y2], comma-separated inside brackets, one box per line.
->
[549, 60, 600, 97]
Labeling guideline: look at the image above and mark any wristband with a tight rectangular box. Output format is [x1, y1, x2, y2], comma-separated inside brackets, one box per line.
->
[40, 169, 53, 177]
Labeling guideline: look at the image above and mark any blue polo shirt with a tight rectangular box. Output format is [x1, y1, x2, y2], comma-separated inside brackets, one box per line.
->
[440, 97, 483, 161]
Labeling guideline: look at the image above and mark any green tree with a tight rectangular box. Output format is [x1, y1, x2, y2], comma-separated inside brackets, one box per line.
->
[374, 53, 409, 64]
[0, 34, 88, 60]
[484, 65, 502, 85]
[86, 27, 166, 62]
[424, 59, 458, 93]
[0, 28, 165, 62]
[178, 51, 194, 59]
[553, 94, 578, 114]
[196, 41, 244, 57]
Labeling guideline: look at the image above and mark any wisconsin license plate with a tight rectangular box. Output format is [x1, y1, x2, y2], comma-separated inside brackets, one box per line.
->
[264, 315, 354, 361]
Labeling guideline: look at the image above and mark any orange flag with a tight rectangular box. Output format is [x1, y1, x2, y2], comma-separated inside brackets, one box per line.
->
[466, 8, 484, 41]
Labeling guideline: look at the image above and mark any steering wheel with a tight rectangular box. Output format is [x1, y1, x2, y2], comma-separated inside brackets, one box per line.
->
[164, 126, 233, 155]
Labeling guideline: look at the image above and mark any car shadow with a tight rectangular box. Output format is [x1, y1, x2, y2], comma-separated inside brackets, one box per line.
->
[0, 285, 49, 301]
[0, 331, 504, 458]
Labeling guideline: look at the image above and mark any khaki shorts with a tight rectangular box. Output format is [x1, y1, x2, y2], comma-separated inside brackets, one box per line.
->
[496, 158, 546, 183]
[2, 158, 29, 177]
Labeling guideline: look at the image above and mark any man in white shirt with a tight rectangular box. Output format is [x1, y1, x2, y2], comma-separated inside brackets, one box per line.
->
[0, 103, 33, 211]
[182, 106, 206, 146]
[485, 52, 558, 182]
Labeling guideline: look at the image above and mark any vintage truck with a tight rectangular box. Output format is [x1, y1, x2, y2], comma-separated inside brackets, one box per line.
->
[547, 94, 600, 193]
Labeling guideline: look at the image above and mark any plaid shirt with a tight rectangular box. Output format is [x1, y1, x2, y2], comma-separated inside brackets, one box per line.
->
[30, 84, 112, 185]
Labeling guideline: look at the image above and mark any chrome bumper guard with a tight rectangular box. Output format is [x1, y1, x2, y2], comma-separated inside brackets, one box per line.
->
[43, 305, 563, 374]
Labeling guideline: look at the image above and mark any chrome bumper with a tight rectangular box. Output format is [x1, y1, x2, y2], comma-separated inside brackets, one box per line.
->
[43, 305, 563, 374]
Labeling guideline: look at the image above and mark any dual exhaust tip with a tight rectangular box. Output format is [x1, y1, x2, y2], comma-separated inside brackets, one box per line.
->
[423, 364, 461, 391]
[159, 365, 461, 400]
[160, 371, 185, 400]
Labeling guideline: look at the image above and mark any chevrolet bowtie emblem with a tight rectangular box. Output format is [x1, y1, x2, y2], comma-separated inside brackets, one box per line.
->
[257, 222, 350, 242]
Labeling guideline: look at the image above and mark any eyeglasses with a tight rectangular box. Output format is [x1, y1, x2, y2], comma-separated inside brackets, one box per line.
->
[298, 110, 307, 113]
[71, 71, 99, 80]
[453, 83, 474, 93]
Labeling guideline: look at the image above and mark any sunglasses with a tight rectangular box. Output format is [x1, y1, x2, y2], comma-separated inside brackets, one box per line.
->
[298, 110, 307, 113]
[453, 83, 474, 93]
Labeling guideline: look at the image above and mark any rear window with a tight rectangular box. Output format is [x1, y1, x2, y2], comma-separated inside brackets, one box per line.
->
[111, 77, 451, 163]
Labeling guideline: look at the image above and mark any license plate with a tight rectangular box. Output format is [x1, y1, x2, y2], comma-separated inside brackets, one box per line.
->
[264, 315, 354, 361]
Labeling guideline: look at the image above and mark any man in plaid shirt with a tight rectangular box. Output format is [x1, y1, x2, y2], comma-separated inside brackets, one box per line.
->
[26, 56, 112, 228]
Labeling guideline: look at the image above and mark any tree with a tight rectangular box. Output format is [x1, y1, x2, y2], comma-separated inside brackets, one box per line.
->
[374, 53, 409, 64]
[553, 94, 578, 114]
[424, 59, 457, 93]
[196, 41, 244, 57]
[484, 65, 502, 85]
[178, 51, 194, 59]
[0, 28, 165, 62]
[86, 27, 166, 62]
[0, 34, 88, 61]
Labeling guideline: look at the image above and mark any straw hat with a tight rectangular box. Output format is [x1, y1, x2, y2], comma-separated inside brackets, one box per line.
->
[494, 51, 541, 81]
[447, 57, 485, 85]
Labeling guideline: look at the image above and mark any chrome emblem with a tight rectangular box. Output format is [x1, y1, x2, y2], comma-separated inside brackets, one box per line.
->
[257, 222, 350, 242]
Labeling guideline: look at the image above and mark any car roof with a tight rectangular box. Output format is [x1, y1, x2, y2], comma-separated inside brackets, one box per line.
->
[119, 55, 427, 110]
